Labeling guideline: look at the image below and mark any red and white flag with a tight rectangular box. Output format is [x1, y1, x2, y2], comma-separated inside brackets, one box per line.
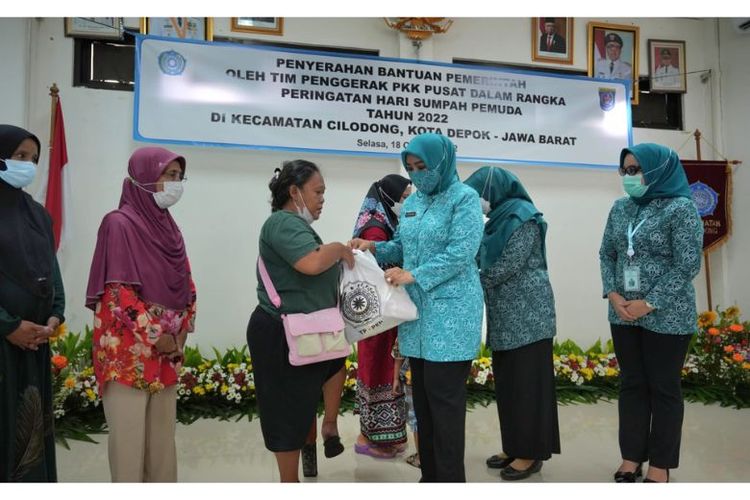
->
[45, 98, 69, 252]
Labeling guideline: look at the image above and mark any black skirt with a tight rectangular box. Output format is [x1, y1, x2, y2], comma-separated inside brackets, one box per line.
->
[246, 306, 345, 452]
[492, 338, 561, 460]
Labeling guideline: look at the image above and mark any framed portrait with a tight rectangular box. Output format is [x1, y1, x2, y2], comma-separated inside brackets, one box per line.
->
[64, 18, 124, 40]
[531, 17, 574, 65]
[231, 18, 284, 36]
[588, 22, 640, 105]
[648, 39, 687, 93]
[142, 18, 213, 41]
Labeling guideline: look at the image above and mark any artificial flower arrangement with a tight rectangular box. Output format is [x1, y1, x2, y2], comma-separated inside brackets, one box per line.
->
[49, 306, 750, 445]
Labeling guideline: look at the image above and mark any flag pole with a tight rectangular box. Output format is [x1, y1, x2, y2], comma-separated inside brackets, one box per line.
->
[49, 83, 59, 147]
[694, 129, 713, 311]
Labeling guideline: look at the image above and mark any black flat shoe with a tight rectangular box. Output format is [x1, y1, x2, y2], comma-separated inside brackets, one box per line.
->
[486, 454, 514, 469]
[500, 460, 543, 481]
[614, 464, 643, 483]
[643, 469, 670, 483]
[323, 435, 344, 458]
[301, 443, 317, 477]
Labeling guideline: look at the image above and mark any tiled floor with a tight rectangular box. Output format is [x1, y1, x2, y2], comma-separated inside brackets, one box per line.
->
[56, 401, 750, 483]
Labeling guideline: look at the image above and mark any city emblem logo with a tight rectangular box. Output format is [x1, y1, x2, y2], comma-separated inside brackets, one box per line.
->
[158, 50, 186, 76]
[598, 88, 616, 111]
[690, 181, 719, 217]
[341, 281, 381, 325]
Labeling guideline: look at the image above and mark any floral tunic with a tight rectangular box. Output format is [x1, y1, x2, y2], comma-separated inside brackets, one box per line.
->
[93, 282, 196, 394]
[599, 196, 703, 335]
[481, 221, 556, 351]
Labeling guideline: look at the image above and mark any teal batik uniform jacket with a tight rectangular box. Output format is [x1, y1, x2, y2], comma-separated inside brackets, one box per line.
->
[375, 181, 484, 362]
[481, 221, 556, 351]
[600, 196, 703, 335]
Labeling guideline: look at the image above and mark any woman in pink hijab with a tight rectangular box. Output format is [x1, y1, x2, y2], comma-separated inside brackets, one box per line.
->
[86, 147, 197, 482]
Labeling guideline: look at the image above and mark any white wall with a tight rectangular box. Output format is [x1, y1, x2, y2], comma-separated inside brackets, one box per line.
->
[0, 18, 30, 126]
[2, 17, 740, 351]
[719, 19, 750, 316]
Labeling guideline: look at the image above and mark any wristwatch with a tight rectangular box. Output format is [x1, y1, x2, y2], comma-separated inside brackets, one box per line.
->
[644, 300, 655, 310]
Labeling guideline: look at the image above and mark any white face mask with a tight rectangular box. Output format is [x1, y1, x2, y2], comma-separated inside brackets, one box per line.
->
[379, 187, 404, 219]
[391, 202, 403, 217]
[295, 193, 315, 225]
[153, 181, 184, 209]
[480, 198, 491, 215]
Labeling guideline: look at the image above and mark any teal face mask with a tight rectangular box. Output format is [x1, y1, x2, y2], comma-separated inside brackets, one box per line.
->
[409, 169, 441, 195]
[623, 173, 649, 198]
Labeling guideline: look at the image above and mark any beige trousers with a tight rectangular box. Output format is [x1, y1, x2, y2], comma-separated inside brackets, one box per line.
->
[102, 382, 178, 482]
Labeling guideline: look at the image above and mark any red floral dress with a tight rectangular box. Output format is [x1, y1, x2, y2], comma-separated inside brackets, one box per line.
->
[93, 281, 196, 395]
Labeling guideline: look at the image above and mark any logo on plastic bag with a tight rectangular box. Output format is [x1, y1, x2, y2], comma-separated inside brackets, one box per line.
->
[341, 281, 381, 325]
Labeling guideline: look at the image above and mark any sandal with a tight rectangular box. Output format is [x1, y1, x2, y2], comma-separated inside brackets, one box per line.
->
[354, 442, 397, 459]
[301, 443, 317, 477]
[405, 453, 421, 468]
[323, 435, 345, 458]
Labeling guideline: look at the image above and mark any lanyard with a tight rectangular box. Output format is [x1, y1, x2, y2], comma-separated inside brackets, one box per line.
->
[626, 219, 647, 258]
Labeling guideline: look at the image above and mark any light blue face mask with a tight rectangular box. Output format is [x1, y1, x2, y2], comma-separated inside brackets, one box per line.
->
[623, 173, 649, 198]
[0, 159, 37, 188]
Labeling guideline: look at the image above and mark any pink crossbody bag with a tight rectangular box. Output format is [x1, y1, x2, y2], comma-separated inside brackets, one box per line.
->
[257, 256, 350, 366]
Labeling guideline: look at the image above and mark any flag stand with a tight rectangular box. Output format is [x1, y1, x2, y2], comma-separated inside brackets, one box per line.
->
[49, 83, 59, 147]
[691, 129, 742, 311]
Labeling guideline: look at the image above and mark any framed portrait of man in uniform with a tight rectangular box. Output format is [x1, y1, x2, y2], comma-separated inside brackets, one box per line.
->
[648, 39, 687, 93]
[531, 17, 574, 65]
[587, 21, 640, 105]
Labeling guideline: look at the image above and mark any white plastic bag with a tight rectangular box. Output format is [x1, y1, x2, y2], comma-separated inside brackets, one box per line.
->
[340, 250, 419, 344]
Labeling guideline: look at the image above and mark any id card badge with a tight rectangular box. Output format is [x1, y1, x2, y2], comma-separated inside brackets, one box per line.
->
[623, 265, 641, 292]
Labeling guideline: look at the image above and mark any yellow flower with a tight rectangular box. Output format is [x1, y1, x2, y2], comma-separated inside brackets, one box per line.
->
[742, 363, 750, 370]
[64, 377, 76, 389]
[85, 388, 96, 401]
[345, 359, 352, 369]
[220, 384, 229, 394]
[192, 386, 205, 395]
[49, 323, 68, 342]
[606, 367, 618, 377]
[725, 306, 741, 319]
[227, 363, 238, 370]
[580, 368, 594, 381]
[698, 311, 718, 328]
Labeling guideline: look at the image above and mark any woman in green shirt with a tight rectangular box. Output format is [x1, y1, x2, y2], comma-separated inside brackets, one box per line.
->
[246, 160, 354, 482]
[600, 143, 703, 483]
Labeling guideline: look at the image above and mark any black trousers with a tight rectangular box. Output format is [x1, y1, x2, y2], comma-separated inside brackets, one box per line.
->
[409, 357, 472, 482]
[492, 339, 561, 460]
[611, 324, 692, 469]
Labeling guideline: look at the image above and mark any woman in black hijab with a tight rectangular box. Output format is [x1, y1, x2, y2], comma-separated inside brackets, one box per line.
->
[351, 174, 412, 458]
[0, 124, 66, 482]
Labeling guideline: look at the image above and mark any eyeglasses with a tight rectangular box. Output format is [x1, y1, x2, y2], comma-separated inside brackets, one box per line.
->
[619, 165, 642, 176]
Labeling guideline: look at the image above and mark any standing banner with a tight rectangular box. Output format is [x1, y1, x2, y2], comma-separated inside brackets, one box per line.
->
[682, 160, 732, 252]
[135, 35, 632, 168]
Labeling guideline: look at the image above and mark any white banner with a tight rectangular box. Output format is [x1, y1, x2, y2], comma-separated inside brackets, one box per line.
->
[135, 35, 633, 169]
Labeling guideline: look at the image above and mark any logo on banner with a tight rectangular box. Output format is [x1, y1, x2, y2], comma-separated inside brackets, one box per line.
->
[690, 181, 720, 217]
[341, 281, 380, 325]
[598, 88, 616, 111]
[158, 50, 186, 76]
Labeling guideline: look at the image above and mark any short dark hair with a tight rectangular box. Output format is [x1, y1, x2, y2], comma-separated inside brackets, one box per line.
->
[269, 160, 320, 212]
